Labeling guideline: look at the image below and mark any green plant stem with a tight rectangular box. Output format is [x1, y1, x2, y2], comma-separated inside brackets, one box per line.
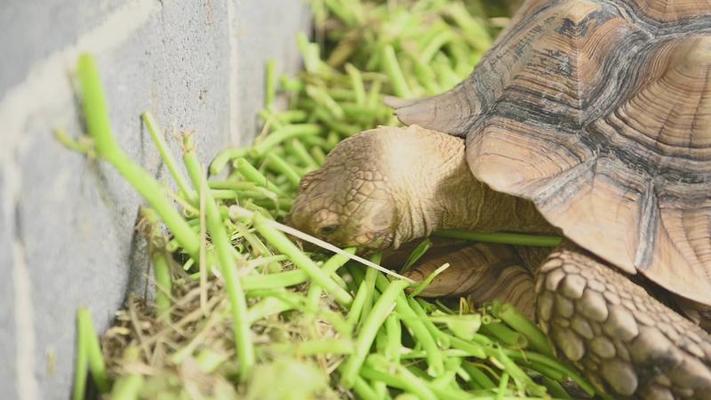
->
[234, 158, 285, 196]
[381, 45, 412, 98]
[493, 302, 554, 357]
[307, 248, 355, 308]
[461, 362, 496, 390]
[151, 250, 172, 319]
[340, 279, 409, 388]
[142, 111, 196, 203]
[72, 314, 89, 400]
[264, 152, 302, 186]
[183, 136, 255, 380]
[375, 275, 444, 376]
[262, 339, 354, 356]
[76, 308, 110, 393]
[345, 63, 366, 105]
[434, 230, 562, 247]
[479, 322, 528, 349]
[352, 376, 379, 400]
[346, 280, 370, 327]
[264, 59, 278, 109]
[209, 148, 247, 175]
[252, 124, 322, 156]
[76, 54, 200, 259]
[252, 213, 352, 305]
[110, 375, 143, 400]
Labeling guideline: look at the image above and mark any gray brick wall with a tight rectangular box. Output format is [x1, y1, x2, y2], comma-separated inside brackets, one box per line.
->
[0, 1, 310, 398]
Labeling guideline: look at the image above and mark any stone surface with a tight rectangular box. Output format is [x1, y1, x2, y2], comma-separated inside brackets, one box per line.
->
[0, 1, 310, 398]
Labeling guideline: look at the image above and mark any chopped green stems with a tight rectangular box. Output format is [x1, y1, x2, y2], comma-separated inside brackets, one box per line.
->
[296, 33, 323, 74]
[231, 205, 414, 282]
[73, 314, 89, 400]
[494, 347, 547, 397]
[276, 109, 308, 122]
[76, 308, 110, 394]
[242, 270, 309, 291]
[142, 111, 195, 202]
[286, 139, 319, 171]
[307, 248, 355, 308]
[398, 294, 444, 376]
[409, 262, 449, 297]
[462, 362, 496, 390]
[493, 302, 554, 357]
[76, 54, 119, 157]
[345, 64, 366, 105]
[323, 0, 360, 26]
[280, 75, 304, 92]
[542, 376, 572, 399]
[208, 179, 258, 191]
[434, 230, 563, 247]
[234, 158, 285, 195]
[209, 148, 247, 175]
[247, 297, 293, 323]
[401, 238, 432, 273]
[408, 298, 452, 351]
[262, 339, 354, 356]
[340, 279, 409, 388]
[252, 213, 352, 305]
[55, 129, 94, 154]
[352, 376, 380, 400]
[264, 152, 302, 186]
[384, 314, 402, 363]
[444, 3, 492, 51]
[496, 372, 510, 400]
[367, 79, 383, 109]
[503, 350, 597, 396]
[420, 30, 455, 64]
[251, 124, 322, 156]
[306, 85, 345, 119]
[531, 361, 567, 381]
[109, 375, 143, 400]
[361, 357, 437, 400]
[374, 274, 443, 376]
[346, 280, 370, 327]
[359, 266, 379, 329]
[151, 250, 172, 319]
[183, 137, 255, 380]
[446, 335, 487, 359]
[310, 146, 326, 165]
[264, 59, 278, 109]
[480, 322, 528, 349]
[381, 45, 412, 98]
[76, 54, 200, 258]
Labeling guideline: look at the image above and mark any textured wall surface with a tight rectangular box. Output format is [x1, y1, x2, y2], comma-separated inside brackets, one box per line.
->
[0, 1, 310, 398]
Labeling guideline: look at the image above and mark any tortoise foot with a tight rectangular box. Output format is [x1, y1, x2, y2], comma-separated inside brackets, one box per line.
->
[536, 248, 711, 399]
[398, 242, 537, 319]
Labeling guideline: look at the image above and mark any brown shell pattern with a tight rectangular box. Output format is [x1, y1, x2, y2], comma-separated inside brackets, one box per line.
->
[392, 0, 711, 305]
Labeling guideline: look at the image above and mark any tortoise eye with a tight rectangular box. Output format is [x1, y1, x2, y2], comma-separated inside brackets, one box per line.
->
[318, 224, 339, 236]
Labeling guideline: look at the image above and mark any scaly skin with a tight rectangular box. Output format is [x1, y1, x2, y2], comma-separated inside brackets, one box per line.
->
[288, 125, 554, 249]
[287, 125, 711, 399]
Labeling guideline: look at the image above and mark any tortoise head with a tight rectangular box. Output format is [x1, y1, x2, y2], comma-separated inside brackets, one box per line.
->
[286, 131, 399, 250]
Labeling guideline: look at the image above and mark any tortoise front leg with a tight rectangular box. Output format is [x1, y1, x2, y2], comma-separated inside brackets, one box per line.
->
[536, 246, 711, 399]
[389, 242, 538, 319]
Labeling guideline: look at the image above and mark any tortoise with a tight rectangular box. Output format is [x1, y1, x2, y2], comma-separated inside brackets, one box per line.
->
[287, 0, 711, 398]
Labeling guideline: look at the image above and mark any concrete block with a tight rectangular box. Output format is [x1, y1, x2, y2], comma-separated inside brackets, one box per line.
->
[0, 0, 310, 398]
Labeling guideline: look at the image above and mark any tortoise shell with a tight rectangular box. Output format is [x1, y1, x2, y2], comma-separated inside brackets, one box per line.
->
[392, 0, 711, 306]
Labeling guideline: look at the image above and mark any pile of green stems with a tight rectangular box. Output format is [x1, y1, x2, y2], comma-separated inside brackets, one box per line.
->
[66, 0, 601, 399]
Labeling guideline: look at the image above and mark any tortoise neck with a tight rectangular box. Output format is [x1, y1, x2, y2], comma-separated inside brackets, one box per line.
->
[392, 142, 555, 246]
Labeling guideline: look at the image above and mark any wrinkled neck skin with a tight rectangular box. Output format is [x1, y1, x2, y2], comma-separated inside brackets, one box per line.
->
[390, 127, 556, 247]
